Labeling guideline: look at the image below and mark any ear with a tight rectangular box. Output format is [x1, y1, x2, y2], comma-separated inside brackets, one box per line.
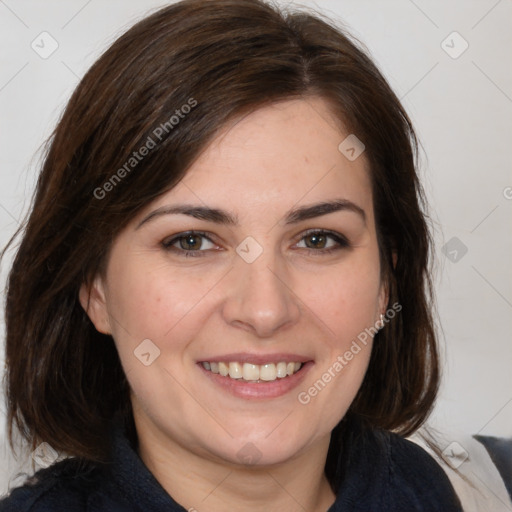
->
[377, 279, 389, 321]
[79, 275, 111, 335]
[382, 250, 397, 311]
[377, 260, 393, 323]
[376, 251, 396, 327]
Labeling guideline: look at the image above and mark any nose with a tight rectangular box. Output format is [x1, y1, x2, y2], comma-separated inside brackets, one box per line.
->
[221, 249, 301, 338]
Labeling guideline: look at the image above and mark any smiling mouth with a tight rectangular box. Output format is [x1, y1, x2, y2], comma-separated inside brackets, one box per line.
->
[200, 361, 304, 383]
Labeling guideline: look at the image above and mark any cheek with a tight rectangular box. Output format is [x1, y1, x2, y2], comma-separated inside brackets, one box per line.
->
[103, 260, 210, 399]
[105, 253, 217, 342]
[295, 264, 379, 426]
[298, 255, 382, 344]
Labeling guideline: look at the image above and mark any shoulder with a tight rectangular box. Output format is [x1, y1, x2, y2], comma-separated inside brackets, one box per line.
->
[0, 458, 106, 512]
[376, 429, 462, 510]
[335, 426, 462, 511]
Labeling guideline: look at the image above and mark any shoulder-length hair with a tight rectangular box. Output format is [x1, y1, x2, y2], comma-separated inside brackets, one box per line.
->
[2, 0, 438, 488]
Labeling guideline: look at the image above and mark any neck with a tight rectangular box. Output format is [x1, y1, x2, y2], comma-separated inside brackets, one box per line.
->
[135, 415, 336, 512]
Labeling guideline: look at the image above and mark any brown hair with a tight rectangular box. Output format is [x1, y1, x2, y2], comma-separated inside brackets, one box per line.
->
[2, 0, 438, 490]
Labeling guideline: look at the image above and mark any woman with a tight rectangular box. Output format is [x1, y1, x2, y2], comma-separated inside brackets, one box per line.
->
[0, 0, 462, 510]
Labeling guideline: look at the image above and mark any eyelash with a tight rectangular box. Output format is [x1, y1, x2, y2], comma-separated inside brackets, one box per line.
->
[161, 229, 350, 258]
[161, 231, 217, 258]
[296, 229, 350, 254]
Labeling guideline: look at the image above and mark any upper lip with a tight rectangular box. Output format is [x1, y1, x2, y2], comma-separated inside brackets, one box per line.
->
[197, 353, 313, 365]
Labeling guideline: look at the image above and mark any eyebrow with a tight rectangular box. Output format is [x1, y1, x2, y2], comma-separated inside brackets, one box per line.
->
[137, 205, 235, 228]
[285, 199, 366, 225]
[136, 198, 366, 229]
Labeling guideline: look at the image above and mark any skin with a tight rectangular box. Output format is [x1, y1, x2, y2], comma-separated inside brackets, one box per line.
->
[81, 96, 388, 512]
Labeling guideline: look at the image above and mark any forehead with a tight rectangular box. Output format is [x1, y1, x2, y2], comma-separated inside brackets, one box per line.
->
[152, 97, 373, 221]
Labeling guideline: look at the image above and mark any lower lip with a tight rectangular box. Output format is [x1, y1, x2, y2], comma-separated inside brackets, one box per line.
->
[197, 362, 314, 400]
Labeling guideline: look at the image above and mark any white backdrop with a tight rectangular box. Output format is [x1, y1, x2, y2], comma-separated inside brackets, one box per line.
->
[1, 0, 511, 494]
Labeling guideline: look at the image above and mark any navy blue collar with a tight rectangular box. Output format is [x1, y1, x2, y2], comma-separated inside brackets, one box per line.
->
[102, 418, 462, 512]
[107, 421, 186, 511]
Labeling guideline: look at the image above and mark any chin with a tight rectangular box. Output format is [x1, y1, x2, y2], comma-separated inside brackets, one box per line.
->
[200, 430, 312, 468]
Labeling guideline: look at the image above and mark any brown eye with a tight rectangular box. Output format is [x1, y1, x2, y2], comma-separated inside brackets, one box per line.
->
[162, 231, 217, 255]
[304, 233, 328, 249]
[178, 234, 204, 250]
[296, 230, 349, 253]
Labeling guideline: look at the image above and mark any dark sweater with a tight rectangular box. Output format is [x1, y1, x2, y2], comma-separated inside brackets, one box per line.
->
[0, 422, 462, 512]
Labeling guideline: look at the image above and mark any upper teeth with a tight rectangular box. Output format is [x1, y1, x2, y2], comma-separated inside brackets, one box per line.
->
[201, 361, 303, 381]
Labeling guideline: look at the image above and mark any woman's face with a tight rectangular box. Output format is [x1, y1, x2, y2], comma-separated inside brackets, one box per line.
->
[82, 97, 387, 466]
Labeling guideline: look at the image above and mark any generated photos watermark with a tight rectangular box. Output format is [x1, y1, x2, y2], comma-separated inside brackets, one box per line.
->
[297, 302, 402, 405]
[31, 442, 61, 468]
[134, 338, 161, 366]
[93, 97, 198, 200]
